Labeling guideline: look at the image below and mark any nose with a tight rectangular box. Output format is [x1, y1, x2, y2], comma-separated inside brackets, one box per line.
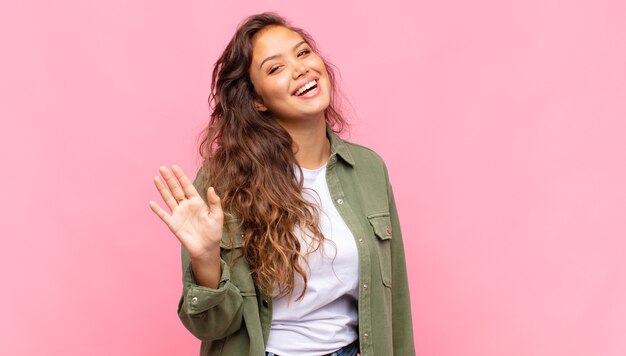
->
[291, 61, 309, 79]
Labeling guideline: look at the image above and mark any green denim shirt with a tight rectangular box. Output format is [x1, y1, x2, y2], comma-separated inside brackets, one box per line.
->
[179, 129, 415, 356]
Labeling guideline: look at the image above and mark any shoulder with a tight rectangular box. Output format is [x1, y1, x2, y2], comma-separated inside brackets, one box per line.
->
[337, 136, 389, 172]
[344, 140, 384, 160]
[331, 134, 393, 195]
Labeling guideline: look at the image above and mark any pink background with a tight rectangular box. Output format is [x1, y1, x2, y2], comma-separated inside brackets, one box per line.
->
[1, 0, 625, 355]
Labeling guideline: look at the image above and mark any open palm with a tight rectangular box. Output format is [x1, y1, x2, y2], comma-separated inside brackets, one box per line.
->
[149, 165, 223, 260]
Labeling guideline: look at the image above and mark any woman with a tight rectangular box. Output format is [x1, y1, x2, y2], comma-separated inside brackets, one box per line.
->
[150, 13, 415, 356]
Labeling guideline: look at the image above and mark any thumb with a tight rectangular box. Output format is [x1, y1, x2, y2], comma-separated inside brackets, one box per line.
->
[206, 186, 223, 216]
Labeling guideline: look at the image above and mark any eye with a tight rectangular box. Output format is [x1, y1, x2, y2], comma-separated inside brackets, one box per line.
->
[268, 65, 282, 74]
[297, 49, 311, 57]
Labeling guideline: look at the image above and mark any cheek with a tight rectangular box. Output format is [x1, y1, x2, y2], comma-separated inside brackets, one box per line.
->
[311, 56, 328, 74]
[262, 77, 290, 102]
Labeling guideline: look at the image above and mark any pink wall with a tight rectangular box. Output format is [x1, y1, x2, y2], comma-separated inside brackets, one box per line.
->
[1, 0, 625, 355]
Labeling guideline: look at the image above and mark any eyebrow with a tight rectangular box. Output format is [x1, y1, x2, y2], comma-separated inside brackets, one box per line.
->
[259, 40, 308, 70]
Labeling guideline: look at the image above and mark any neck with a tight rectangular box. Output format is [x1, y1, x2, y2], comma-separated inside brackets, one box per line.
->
[279, 116, 330, 170]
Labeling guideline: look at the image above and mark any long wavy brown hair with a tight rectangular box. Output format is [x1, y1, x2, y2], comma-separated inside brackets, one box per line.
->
[198, 13, 347, 300]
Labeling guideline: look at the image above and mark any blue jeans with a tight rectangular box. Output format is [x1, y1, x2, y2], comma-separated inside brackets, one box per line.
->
[265, 339, 359, 356]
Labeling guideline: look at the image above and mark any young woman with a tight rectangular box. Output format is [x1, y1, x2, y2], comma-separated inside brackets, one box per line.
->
[150, 13, 415, 356]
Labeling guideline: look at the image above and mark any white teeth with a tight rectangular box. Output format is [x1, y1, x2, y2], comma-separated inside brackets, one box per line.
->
[295, 80, 317, 96]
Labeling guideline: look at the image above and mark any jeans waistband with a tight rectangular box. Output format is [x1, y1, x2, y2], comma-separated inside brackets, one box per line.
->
[265, 338, 359, 356]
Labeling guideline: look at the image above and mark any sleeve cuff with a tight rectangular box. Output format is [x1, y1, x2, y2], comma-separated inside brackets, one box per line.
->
[182, 259, 231, 314]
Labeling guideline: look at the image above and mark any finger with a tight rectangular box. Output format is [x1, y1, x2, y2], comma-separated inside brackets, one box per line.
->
[206, 187, 224, 218]
[172, 165, 200, 198]
[149, 200, 172, 226]
[159, 166, 186, 202]
[153, 175, 178, 211]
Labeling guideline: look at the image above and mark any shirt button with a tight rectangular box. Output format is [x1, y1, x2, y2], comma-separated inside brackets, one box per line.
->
[329, 156, 336, 163]
[363, 332, 369, 340]
[191, 297, 198, 305]
[363, 284, 368, 290]
[262, 299, 269, 308]
[359, 238, 363, 242]
[336, 198, 344, 205]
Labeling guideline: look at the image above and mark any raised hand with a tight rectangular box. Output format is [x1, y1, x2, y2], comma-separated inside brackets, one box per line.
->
[149, 165, 224, 262]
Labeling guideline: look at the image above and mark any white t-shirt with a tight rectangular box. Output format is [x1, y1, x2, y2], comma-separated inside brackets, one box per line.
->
[265, 164, 360, 356]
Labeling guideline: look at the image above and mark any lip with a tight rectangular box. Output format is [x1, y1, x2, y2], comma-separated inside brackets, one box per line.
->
[291, 77, 319, 96]
[294, 83, 320, 99]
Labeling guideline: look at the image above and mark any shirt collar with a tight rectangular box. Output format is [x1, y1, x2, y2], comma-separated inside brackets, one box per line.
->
[326, 126, 355, 167]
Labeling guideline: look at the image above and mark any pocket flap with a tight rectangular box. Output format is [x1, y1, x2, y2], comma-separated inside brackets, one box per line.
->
[367, 212, 393, 240]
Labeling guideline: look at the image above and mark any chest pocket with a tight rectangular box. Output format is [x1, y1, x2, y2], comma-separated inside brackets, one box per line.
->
[367, 212, 393, 288]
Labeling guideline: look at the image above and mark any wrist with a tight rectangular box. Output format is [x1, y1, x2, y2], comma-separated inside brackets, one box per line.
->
[189, 245, 220, 265]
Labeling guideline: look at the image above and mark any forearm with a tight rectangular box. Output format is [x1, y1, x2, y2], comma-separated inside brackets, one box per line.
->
[190, 246, 222, 289]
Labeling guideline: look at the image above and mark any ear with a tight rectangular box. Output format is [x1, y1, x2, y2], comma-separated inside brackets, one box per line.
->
[254, 98, 268, 112]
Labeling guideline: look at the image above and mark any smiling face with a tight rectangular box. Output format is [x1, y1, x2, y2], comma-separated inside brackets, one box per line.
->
[248, 25, 331, 125]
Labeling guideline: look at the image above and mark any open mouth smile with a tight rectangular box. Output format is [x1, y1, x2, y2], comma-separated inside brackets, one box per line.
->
[293, 80, 318, 96]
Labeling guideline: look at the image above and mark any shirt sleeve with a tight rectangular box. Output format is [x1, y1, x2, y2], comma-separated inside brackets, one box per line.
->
[181, 256, 232, 313]
[175, 169, 245, 341]
[177, 247, 244, 340]
[384, 164, 417, 355]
